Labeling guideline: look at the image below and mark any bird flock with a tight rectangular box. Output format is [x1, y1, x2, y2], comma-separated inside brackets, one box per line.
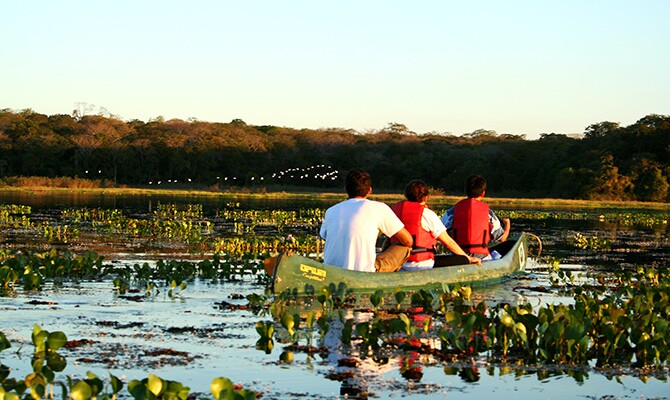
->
[146, 164, 340, 186]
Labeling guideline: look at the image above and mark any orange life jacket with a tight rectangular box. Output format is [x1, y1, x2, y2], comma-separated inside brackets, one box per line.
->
[452, 198, 491, 255]
[390, 201, 436, 262]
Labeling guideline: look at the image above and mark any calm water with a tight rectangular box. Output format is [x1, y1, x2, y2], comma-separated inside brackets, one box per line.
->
[0, 191, 669, 399]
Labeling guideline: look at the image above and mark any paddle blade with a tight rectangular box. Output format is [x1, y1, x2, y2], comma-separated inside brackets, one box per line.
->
[264, 256, 278, 276]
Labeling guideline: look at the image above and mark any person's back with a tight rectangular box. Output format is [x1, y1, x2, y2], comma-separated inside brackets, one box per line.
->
[320, 169, 412, 272]
[321, 197, 401, 271]
[392, 179, 481, 270]
[451, 197, 491, 255]
[391, 200, 435, 263]
[442, 175, 510, 259]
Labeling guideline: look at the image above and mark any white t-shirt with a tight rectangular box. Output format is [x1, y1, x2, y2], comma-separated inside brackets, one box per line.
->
[320, 198, 405, 272]
[401, 207, 447, 271]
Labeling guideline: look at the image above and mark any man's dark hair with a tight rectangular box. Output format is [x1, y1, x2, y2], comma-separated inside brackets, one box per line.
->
[404, 179, 429, 202]
[345, 168, 372, 198]
[465, 175, 487, 198]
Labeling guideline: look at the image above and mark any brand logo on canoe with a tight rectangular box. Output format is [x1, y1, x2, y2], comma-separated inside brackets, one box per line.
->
[300, 264, 327, 282]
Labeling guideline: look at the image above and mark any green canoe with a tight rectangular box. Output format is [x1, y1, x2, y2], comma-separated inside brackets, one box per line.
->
[268, 232, 536, 295]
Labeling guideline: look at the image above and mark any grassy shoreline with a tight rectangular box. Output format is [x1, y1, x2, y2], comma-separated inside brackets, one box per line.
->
[0, 185, 669, 211]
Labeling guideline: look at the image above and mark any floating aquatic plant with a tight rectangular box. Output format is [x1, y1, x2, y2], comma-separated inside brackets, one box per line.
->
[0, 328, 259, 400]
[258, 265, 670, 373]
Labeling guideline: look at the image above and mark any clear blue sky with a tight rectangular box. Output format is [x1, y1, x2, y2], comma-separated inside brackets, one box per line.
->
[2, 1, 668, 138]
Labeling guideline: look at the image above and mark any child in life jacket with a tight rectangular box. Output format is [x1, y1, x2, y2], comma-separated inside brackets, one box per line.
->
[390, 179, 481, 271]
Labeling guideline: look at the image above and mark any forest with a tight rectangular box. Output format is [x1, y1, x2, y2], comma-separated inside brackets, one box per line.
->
[0, 108, 668, 202]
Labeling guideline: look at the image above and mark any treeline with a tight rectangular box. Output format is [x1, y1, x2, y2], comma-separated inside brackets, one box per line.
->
[0, 109, 668, 202]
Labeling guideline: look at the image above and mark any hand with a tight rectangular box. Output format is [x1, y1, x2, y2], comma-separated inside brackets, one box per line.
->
[468, 256, 482, 266]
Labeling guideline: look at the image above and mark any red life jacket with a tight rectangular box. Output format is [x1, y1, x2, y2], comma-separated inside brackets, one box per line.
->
[451, 198, 491, 255]
[390, 201, 436, 262]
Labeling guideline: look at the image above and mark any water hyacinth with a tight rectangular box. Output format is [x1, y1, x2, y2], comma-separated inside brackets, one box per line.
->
[261, 266, 670, 371]
[0, 328, 258, 400]
[1, 198, 670, 397]
[4, 203, 325, 258]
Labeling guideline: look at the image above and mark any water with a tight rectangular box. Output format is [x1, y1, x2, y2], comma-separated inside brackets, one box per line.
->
[0, 192, 669, 399]
[3, 279, 668, 399]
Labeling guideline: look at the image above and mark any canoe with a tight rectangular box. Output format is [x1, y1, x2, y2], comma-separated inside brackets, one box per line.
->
[267, 232, 535, 295]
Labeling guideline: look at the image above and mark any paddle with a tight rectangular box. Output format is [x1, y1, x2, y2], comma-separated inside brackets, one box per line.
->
[263, 256, 278, 276]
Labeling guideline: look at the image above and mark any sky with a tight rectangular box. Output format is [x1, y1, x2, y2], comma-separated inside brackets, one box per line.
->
[2, 1, 669, 139]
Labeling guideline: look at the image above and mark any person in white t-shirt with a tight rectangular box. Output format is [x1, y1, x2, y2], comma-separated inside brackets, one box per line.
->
[319, 169, 413, 272]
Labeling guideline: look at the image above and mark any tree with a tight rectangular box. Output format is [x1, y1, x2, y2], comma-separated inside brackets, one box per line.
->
[584, 155, 633, 200]
[72, 102, 96, 120]
[630, 158, 669, 202]
[634, 114, 670, 129]
[552, 167, 593, 199]
[0, 108, 668, 202]
[71, 115, 132, 181]
[584, 121, 620, 139]
[382, 122, 415, 136]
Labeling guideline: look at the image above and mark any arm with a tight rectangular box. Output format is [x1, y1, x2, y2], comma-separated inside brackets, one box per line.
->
[499, 218, 511, 242]
[436, 231, 482, 266]
[440, 208, 454, 230]
[391, 227, 413, 247]
[319, 208, 330, 239]
[489, 210, 510, 243]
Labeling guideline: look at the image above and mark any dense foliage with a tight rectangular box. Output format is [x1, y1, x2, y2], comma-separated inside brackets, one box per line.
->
[1, 109, 668, 201]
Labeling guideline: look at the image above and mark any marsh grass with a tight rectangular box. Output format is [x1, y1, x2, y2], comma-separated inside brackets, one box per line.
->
[0, 176, 116, 189]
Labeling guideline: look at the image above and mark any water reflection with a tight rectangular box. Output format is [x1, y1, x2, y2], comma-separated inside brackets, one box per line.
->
[0, 190, 339, 214]
[3, 271, 669, 399]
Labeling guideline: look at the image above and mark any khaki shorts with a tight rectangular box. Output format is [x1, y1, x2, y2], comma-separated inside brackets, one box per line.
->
[375, 243, 411, 272]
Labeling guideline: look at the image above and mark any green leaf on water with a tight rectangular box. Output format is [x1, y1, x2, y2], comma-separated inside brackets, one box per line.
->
[210, 377, 233, 400]
[46, 352, 67, 372]
[394, 290, 406, 307]
[128, 379, 147, 400]
[370, 289, 384, 308]
[306, 311, 315, 329]
[500, 311, 514, 328]
[70, 381, 92, 400]
[281, 313, 295, 337]
[147, 374, 165, 397]
[0, 332, 10, 352]
[110, 372, 124, 394]
[46, 331, 67, 351]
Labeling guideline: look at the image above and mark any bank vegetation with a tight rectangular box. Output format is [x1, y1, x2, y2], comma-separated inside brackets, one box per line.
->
[1, 109, 668, 202]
